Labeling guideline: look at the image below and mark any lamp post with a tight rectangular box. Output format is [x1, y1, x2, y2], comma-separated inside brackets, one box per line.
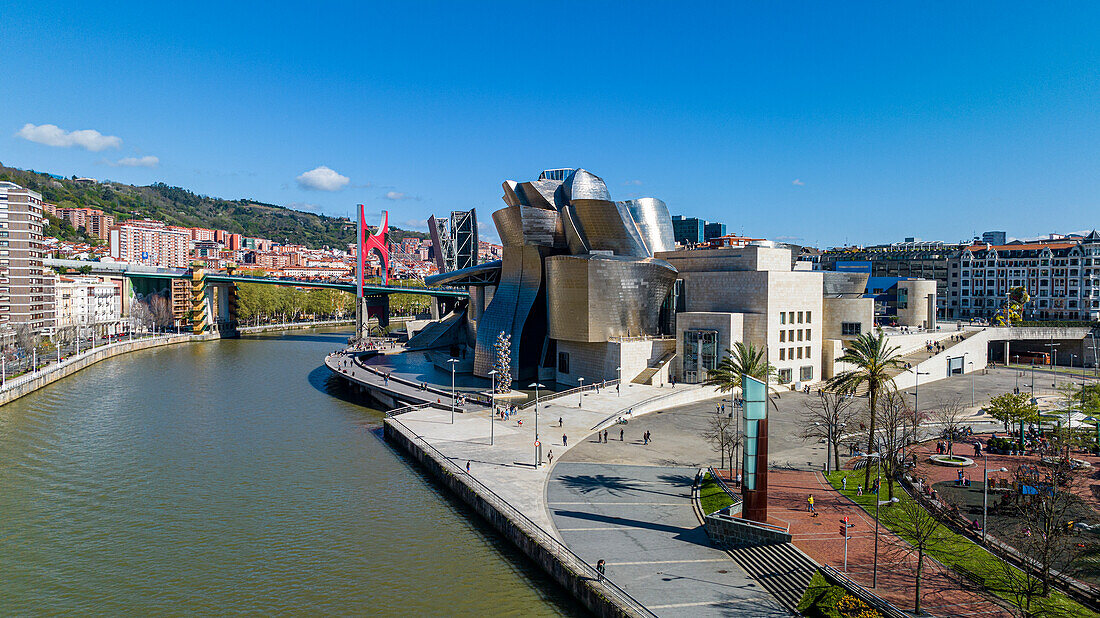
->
[577, 377, 585, 407]
[982, 459, 1008, 544]
[529, 382, 545, 467]
[872, 477, 899, 589]
[909, 367, 930, 416]
[616, 366, 622, 396]
[1045, 340, 1060, 389]
[447, 358, 459, 424]
[488, 370, 498, 446]
[967, 360, 975, 407]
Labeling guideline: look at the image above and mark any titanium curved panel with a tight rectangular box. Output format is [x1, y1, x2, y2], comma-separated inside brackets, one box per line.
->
[473, 244, 551, 378]
[563, 168, 612, 201]
[492, 205, 566, 248]
[622, 197, 675, 255]
[502, 181, 522, 207]
[545, 254, 677, 342]
[424, 259, 502, 287]
[568, 200, 649, 256]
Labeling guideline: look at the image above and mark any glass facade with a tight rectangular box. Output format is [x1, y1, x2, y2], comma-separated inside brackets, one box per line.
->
[681, 329, 718, 383]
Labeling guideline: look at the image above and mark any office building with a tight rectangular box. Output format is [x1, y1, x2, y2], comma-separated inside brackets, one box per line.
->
[981, 231, 1007, 246]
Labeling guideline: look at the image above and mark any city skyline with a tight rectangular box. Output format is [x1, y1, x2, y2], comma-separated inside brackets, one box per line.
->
[4, 3, 1100, 247]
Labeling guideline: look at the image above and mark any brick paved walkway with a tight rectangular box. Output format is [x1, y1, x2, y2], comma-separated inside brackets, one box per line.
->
[768, 470, 1013, 617]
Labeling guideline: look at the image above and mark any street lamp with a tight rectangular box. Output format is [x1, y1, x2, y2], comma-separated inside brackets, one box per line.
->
[1045, 340, 1061, 389]
[872, 483, 900, 589]
[488, 370, 498, 446]
[616, 366, 622, 396]
[966, 360, 976, 407]
[982, 459, 1008, 544]
[908, 367, 930, 415]
[447, 358, 459, 424]
[529, 382, 545, 467]
[577, 377, 585, 407]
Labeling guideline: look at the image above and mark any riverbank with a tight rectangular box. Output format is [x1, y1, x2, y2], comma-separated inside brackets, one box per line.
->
[238, 319, 353, 334]
[0, 333, 195, 407]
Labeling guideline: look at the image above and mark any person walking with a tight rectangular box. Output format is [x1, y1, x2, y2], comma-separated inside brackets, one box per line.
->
[620, 428, 624, 441]
[596, 559, 606, 582]
[466, 461, 471, 473]
[559, 417, 563, 427]
[603, 429, 608, 443]
[808, 495, 816, 517]
[547, 450, 553, 466]
[563, 434, 568, 447]
[841, 476, 847, 491]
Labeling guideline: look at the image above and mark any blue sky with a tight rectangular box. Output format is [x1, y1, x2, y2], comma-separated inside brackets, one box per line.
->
[2, 2, 1099, 247]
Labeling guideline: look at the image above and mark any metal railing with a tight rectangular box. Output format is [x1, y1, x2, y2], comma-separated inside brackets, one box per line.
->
[387, 416, 656, 617]
[350, 356, 492, 406]
[518, 379, 619, 411]
[819, 565, 909, 618]
[706, 466, 743, 507]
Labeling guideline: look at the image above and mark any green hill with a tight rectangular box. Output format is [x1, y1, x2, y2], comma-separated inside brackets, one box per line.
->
[0, 164, 428, 250]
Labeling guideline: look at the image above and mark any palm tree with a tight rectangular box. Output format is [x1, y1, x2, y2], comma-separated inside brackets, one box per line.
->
[826, 332, 905, 490]
[704, 341, 777, 393]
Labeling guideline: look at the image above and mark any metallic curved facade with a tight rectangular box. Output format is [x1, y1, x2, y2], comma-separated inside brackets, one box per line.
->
[545, 254, 677, 342]
[456, 167, 680, 379]
[621, 198, 675, 255]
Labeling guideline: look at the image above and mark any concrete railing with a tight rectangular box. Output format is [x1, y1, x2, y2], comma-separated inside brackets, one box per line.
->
[238, 319, 353, 333]
[519, 379, 620, 411]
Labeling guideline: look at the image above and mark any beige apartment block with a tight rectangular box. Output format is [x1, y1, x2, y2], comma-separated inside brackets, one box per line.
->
[0, 182, 55, 337]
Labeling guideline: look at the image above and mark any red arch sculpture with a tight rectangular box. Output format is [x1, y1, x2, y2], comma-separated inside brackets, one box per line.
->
[358, 205, 389, 287]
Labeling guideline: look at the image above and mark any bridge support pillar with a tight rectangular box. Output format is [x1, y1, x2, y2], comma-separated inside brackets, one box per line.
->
[1003, 340, 1010, 365]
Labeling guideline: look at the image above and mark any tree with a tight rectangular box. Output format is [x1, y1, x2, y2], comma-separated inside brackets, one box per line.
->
[826, 332, 905, 489]
[986, 392, 1040, 433]
[703, 409, 740, 477]
[875, 389, 921, 500]
[884, 498, 943, 615]
[799, 391, 859, 472]
[149, 294, 174, 328]
[932, 395, 968, 456]
[703, 341, 776, 393]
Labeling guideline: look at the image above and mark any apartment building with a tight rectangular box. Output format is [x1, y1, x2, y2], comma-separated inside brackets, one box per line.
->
[54, 276, 124, 335]
[109, 219, 190, 268]
[0, 181, 55, 336]
[954, 233, 1100, 321]
[43, 205, 116, 240]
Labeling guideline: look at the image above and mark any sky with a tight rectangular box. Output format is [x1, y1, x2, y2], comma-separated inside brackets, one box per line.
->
[2, 2, 1100, 247]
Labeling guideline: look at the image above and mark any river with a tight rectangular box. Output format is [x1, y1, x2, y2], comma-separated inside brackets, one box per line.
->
[0, 327, 581, 616]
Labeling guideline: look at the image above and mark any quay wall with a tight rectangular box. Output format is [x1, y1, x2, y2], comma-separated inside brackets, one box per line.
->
[383, 417, 650, 618]
[0, 334, 194, 407]
[238, 319, 354, 334]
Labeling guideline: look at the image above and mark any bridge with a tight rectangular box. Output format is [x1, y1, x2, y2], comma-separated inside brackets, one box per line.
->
[46, 258, 467, 336]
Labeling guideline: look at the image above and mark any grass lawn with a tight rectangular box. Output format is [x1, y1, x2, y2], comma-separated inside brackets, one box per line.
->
[824, 468, 1098, 617]
[699, 471, 736, 515]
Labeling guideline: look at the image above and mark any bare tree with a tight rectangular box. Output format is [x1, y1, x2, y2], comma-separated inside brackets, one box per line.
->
[884, 497, 944, 615]
[13, 323, 35, 355]
[799, 391, 860, 472]
[875, 389, 921, 500]
[130, 299, 155, 331]
[932, 395, 969, 455]
[703, 410, 740, 478]
[149, 294, 174, 329]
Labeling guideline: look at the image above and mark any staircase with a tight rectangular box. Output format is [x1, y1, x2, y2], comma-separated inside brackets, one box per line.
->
[632, 350, 677, 385]
[405, 310, 465, 350]
[840, 330, 978, 395]
[725, 542, 818, 611]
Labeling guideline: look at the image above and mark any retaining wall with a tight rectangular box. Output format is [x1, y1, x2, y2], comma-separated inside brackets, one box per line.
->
[238, 319, 353, 334]
[704, 512, 792, 548]
[0, 335, 194, 407]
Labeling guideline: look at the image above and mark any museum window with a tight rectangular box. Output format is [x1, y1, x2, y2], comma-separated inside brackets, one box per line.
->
[800, 365, 813, 381]
[777, 368, 793, 384]
[797, 347, 803, 359]
[779, 330, 785, 342]
[779, 348, 785, 361]
[841, 322, 862, 336]
[558, 352, 570, 374]
[797, 329, 803, 342]
[797, 311, 804, 323]
[805, 345, 811, 358]
[806, 311, 811, 323]
[788, 311, 795, 323]
[779, 312, 786, 325]
[805, 328, 811, 340]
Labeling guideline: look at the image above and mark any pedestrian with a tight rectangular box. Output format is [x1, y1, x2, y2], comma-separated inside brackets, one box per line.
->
[563, 434, 568, 447]
[559, 417, 563, 427]
[547, 450, 553, 466]
[616, 384, 620, 395]
[841, 476, 847, 491]
[857, 484, 863, 496]
[596, 559, 605, 582]
[808, 495, 816, 517]
[603, 429, 608, 443]
[620, 428, 624, 441]
[466, 460, 471, 473]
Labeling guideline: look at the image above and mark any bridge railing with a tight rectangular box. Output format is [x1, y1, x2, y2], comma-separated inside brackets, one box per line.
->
[518, 379, 619, 411]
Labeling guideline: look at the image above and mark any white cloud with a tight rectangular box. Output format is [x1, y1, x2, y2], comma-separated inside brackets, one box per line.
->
[296, 165, 350, 191]
[792, 179, 805, 186]
[107, 155, 159, 167]
[623, 179, 643, 186]
[402, 218, 428, 230]
[384, 191, 414, 201]
[16, 123, 122, 151]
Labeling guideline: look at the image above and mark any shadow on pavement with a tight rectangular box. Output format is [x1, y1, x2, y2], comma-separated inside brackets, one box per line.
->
[552, 509, 713, 547]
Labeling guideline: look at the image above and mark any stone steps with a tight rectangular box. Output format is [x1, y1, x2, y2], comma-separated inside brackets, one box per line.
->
[725, 542, 817, 612]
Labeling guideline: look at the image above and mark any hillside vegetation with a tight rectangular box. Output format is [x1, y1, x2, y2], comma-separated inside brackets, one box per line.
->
[0, 164, 428, 250]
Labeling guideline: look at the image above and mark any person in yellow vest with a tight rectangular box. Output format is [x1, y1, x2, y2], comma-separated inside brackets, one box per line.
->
[808, 494, 817, 517]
